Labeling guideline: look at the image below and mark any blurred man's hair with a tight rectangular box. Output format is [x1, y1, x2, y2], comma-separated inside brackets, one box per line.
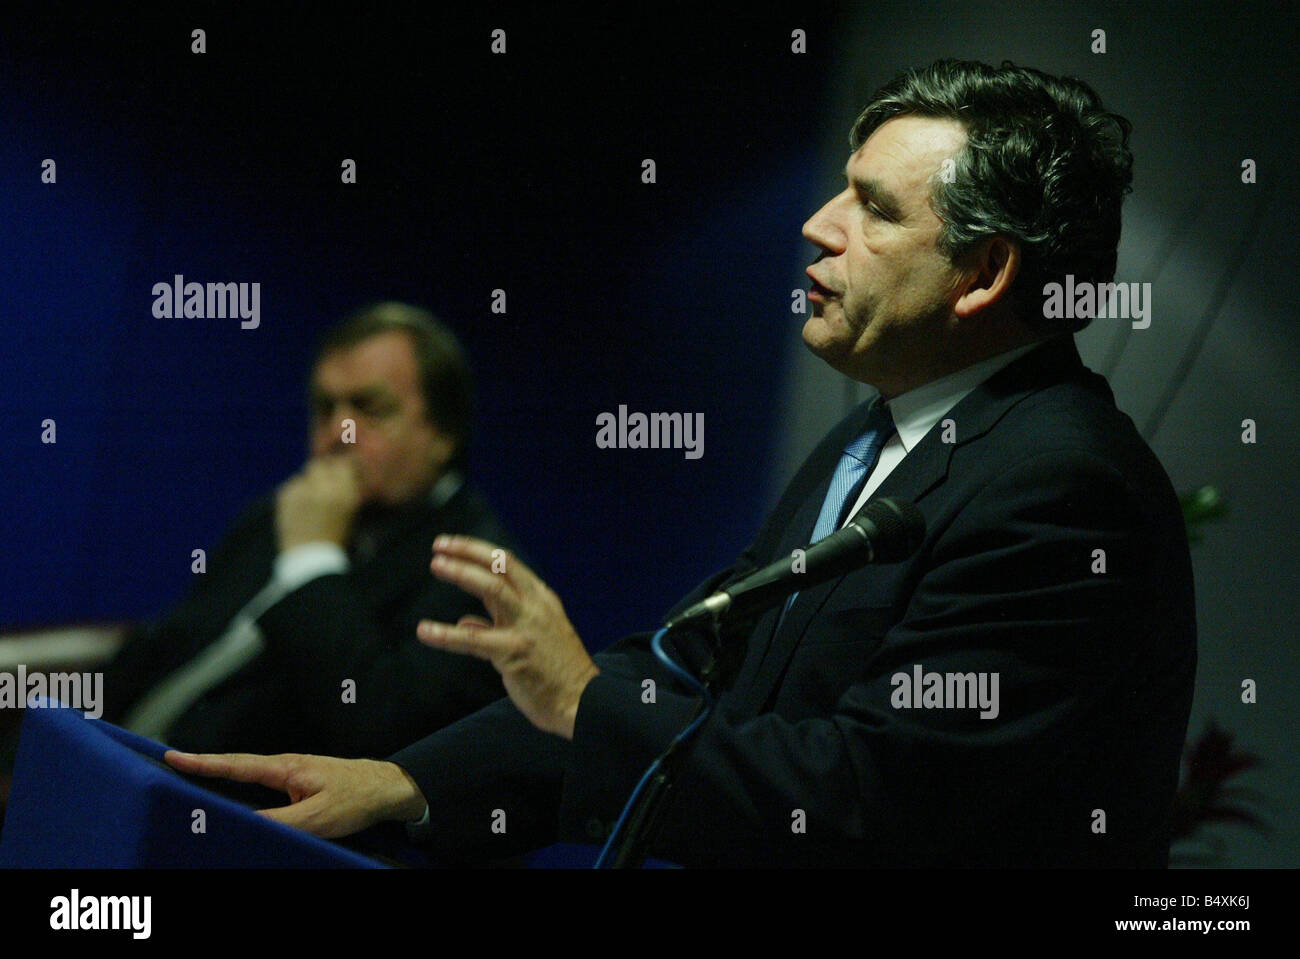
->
[851, 59, 1134, 334]
[314, 301, 474, 470]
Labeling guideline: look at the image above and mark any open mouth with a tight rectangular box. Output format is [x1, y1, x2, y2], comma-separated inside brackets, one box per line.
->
[808, 277, 836, 301]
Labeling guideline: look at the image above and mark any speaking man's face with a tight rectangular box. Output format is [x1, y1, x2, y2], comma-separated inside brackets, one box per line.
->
[801, 114, 972, 398]
[309, 330, 454, 505]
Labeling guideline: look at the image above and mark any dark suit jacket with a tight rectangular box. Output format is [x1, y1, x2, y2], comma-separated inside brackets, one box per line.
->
[102, 479, 520, 758]
[390, 335, 1197, 867]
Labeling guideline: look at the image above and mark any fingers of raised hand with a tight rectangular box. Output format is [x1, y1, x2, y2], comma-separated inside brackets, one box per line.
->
[432, 536, 539, 591]
[417, 619, 514, 661]
[430, 552, 519, 614]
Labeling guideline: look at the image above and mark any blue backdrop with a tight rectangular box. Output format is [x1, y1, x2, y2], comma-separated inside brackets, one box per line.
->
[1, 4, 839, 646]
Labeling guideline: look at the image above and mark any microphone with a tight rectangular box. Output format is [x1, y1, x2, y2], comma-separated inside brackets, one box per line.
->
[665, 497, 925, 631]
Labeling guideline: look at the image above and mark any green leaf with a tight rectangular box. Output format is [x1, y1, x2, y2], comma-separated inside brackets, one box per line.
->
[1180, 485, 1227, 543]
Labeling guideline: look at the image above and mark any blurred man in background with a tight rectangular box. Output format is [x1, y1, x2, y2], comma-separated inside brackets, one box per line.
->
[103, 302, 521, 758]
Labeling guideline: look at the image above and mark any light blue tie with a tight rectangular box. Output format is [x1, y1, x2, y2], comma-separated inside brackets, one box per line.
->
[780, 398, 896, 619]
[809, 398, 896, 543]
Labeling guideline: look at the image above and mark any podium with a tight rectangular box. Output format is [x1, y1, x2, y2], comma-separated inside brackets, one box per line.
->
[0, 698, 382, 868]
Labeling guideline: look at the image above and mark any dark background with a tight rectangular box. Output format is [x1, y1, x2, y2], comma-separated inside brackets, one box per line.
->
[2, 3, 839, 642]
[3, 1, 1297, 866]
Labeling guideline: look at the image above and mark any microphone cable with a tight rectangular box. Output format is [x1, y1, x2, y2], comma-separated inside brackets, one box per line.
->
[593, 625, 716, 868]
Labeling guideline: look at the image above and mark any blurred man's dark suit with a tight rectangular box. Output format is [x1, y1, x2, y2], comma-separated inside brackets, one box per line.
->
[390, 333, 1197, 867]
[103, 475, 519, 758]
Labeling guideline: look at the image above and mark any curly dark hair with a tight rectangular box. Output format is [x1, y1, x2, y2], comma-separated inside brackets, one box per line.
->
[850, 59, 1134, 333]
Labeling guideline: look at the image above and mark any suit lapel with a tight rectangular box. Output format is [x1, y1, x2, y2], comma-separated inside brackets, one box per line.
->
[736, 417, 953, 714]
[735, 335, 1089, 714]
[725, 397, 881, 696]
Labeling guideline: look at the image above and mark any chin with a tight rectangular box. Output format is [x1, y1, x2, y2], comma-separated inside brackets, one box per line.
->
[357, 483, 388, 506]
[800, 314, 830, 350]
[801, 318, 844, 362]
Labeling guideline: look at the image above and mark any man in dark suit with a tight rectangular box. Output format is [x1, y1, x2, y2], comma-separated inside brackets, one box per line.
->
[169, 60, 1196, 867]
[104, 302, 519, 758]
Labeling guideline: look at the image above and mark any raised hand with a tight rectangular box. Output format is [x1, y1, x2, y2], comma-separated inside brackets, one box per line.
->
[418, 536, 600, 740]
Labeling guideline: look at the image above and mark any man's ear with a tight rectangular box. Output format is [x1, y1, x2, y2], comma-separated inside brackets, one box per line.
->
[954, 236, 1021, 319]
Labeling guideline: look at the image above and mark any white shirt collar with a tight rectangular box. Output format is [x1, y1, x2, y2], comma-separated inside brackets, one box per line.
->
[881, 340, 1045, 453]
[429, 469, 464, 510]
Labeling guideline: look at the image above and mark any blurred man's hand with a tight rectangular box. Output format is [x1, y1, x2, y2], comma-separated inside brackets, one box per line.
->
[164, 750, 426, 838]
[276, 455, 364, 551]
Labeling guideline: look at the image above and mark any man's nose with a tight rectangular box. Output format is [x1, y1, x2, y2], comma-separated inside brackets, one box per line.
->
[802, 195, 845, 253]
[316, 407, 358, 448]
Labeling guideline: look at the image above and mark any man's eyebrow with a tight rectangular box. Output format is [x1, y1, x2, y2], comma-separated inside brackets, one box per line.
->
[843, 167, 906, 219]
[309, 384, 393, 406]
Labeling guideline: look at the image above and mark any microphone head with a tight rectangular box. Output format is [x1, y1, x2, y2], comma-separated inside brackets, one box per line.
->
[849, 497, 925, 562]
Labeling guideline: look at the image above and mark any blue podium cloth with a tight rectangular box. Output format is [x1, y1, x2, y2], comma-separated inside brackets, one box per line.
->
[0, 698, 382, 868]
